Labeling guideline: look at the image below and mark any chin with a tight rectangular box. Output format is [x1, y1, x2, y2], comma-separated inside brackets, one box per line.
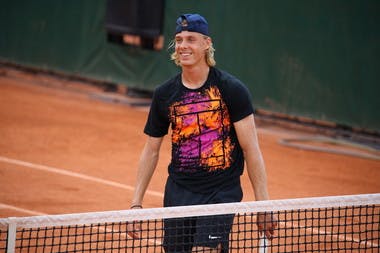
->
[179, 61, 193, 67]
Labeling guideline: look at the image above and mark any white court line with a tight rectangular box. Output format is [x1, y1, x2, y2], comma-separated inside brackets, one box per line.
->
[256, 220, 378, 250]
[0, 203, 162, 246]
[0, 203, 46, 216]
[280, 220, 379, 248]
[0, 156, 164, 198]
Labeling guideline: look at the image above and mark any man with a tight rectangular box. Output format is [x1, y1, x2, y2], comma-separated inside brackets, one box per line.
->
[129, 13, 276, 253]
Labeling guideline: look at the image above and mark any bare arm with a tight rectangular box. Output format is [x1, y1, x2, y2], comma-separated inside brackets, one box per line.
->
[234, 114, 277, 239]
[127, 136, 163, 238]
[234, 114, 269, 201]
[130, 136, 164, 207]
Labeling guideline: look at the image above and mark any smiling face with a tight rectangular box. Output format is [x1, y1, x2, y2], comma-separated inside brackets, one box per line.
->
[174, 31, 211, 68]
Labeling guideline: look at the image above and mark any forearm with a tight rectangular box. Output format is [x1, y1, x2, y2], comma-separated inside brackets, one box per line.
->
[131, 137, 162, 207]
[234, 114, 270, 201]
[246, 146, 277, 239]
[245, 148, 270, 201]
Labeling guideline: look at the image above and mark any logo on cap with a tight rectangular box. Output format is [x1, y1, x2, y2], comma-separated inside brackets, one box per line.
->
[175, 13, 209, 36]
[181, 19, 188, 27]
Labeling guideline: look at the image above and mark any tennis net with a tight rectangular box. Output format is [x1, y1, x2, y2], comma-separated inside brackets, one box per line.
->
[0, 193, 379, 252]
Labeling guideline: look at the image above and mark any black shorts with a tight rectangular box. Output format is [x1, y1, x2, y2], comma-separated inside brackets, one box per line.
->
[163, 177, 243, 253]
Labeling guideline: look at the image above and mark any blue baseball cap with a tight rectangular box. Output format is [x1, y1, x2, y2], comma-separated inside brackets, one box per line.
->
[175, 14, 209, 36]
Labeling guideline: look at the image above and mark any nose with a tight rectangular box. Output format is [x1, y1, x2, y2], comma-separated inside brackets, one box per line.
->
[177, 40, 188, 49]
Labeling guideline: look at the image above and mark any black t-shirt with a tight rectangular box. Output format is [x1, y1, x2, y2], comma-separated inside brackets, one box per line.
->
[144, 67, 254, 193]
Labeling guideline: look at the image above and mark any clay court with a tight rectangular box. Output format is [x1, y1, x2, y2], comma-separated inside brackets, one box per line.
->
[0, 66, 379, 219]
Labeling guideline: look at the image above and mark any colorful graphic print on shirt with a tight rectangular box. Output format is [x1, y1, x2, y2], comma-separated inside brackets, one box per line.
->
[170, 85, 235, 173]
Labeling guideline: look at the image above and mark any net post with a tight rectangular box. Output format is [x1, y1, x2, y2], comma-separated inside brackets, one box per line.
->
[6, 218, 16, 253]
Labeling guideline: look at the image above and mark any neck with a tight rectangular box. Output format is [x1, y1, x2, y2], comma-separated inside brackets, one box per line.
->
[181, 65, 210, 89]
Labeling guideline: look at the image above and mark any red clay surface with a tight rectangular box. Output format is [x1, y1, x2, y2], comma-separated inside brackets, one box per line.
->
[0, 68, 379, 218]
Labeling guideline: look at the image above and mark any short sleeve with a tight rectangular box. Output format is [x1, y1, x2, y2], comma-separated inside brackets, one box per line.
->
[143, 88, 170, 137]
[223, 78, 254, 123]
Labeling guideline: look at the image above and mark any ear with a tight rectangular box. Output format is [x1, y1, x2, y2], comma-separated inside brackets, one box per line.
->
[204, 37, 212, 50]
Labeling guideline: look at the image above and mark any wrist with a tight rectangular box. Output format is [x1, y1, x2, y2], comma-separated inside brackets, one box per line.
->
[130, 204, 143, 209]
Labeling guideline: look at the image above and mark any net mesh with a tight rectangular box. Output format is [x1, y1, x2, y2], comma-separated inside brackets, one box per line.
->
[0, 194, 379, 252]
